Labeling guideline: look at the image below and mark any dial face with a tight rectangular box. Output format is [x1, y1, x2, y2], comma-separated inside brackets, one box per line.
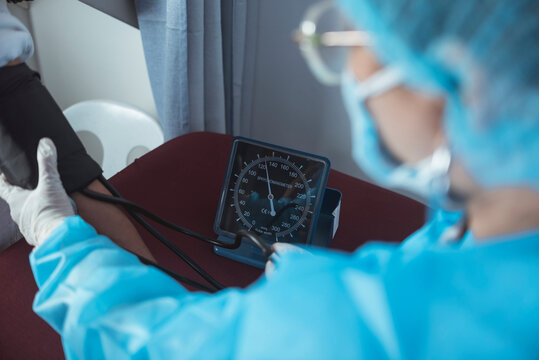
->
[216, 138, 329, 245]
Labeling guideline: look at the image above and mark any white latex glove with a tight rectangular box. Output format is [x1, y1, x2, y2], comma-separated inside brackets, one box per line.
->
[265, 243, 311, 278]
[0, 138, 74, 247]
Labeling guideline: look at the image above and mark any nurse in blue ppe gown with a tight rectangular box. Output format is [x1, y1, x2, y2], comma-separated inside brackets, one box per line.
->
[1, 0, 538, 358]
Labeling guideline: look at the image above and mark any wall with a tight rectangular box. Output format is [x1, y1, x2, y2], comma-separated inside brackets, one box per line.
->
[244, 0, 367, 181]
[10, 0, 393, 186]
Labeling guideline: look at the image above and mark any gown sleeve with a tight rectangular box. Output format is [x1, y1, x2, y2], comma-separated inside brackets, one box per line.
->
[30, 216, 538, 359]
[29, 216, 400, 359]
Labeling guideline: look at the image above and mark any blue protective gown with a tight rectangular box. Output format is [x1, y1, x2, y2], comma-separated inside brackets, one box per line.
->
[30, 214, 539, 359]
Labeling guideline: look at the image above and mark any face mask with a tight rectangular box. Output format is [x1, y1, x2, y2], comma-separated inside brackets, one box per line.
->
[340, 68, 452, 203]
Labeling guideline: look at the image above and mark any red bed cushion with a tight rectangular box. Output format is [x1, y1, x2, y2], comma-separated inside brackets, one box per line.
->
[0, 132, 425, 359]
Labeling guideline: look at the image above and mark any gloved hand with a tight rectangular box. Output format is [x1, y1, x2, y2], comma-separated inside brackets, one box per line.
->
[0, 138, 74, 247]
[265, 243, 311, 277]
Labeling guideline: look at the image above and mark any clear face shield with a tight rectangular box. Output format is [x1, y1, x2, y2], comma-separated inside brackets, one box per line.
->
[293, 1, 459, 210]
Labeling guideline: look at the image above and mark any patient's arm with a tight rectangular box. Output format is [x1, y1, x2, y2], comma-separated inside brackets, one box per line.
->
[3, 59, 154, 260]
[71, 179, 156, 262]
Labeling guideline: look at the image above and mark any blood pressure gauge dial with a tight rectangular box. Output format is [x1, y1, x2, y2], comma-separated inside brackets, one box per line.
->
[215, 137, 330, 246]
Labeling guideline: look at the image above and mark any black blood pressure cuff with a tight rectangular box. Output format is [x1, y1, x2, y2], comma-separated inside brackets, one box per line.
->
[0, 63, 102, 193]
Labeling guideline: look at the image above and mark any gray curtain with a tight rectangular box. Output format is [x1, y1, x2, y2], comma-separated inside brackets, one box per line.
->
[135, 0, 230, 140]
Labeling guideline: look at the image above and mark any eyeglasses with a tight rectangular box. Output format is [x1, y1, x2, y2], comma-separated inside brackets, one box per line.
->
[293, 1, 373, 86]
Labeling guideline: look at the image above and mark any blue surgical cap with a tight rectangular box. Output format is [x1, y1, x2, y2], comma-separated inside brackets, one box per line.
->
[338, 0, 539, 191]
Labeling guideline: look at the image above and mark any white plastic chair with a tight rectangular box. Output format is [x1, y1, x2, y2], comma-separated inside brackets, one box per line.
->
[63, 100, 164, 179]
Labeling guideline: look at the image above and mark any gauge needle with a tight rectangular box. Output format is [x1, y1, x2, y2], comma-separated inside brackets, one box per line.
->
[264, 160, 277, 216]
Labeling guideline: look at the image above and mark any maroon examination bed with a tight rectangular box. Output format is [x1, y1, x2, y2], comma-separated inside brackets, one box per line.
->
[0, 132, 425, 359]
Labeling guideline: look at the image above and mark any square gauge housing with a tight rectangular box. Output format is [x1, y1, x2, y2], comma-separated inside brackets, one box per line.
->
[215, 137, 330, 246]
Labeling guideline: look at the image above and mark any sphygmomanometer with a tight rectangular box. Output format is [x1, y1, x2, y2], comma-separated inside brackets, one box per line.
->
[0, 63, 341, 292]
